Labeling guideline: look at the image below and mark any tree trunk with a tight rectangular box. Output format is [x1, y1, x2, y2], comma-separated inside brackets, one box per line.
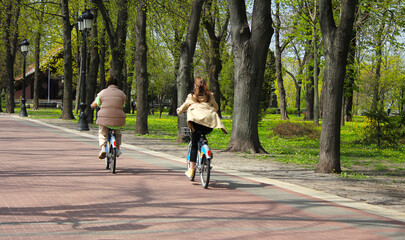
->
[176, 0, 205, 142]
[226, 0, 273, 153]
[74, 24, 81, 114]
[202, 0, 229, 118]
[313, 32, 320, 125]
[135, 0, 149, 135]
[344, 31, 356, 122]
[33, 3, 45, 110]
[85, 4, 100, 124]
[123, 63, 131, 113]
[274, 1, 289, 120]
[96, 0, 128, 87]
[371, 23, 384, 111]
[168, 31, 182, 117]
[305, 61, 314, 120]
[3, 1, 20, 113]
[60, 0, 74, 120]
[316, 0, 357, 173]
[99, 27, 107, 90]
[33, 30, 41, 110]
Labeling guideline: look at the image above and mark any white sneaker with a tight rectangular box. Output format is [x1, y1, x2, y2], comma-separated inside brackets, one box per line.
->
[98, 147, 106, 159]
[116, 149, 122, 157]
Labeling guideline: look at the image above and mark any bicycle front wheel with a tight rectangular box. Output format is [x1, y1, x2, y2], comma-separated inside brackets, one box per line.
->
[111, 148, 116, 174]
[200, 155, 210, 188]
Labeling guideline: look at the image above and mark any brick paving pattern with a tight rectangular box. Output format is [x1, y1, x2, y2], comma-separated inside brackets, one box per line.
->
[0, 114, 404, 239]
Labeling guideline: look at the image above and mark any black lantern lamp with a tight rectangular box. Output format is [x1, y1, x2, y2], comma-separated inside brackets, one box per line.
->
[20, 39, 29, 117]
[77, 9, 94, 131]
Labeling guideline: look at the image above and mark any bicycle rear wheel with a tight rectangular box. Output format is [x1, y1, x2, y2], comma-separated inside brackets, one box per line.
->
[111, 148, 116, 173]
[200, 155, 210, 188]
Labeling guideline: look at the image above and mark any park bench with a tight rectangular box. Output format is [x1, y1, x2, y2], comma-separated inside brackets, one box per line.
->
[39, 101, 58, 108]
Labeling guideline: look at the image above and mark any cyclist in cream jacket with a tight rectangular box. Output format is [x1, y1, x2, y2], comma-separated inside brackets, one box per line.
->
[91, 76, 126, 159]
[177, 77, 227, 179]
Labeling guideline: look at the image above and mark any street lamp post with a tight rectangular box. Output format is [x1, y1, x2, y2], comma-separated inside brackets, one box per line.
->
[77, 9, 94, 131]
[297, 80, 302, 117]
[20, 39, 29, 117]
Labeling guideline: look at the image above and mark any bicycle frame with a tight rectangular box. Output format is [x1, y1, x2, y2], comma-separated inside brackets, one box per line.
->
[198, 138, 211, 164]
[183, 127, 212, 188]
[106, 130, 117, 152]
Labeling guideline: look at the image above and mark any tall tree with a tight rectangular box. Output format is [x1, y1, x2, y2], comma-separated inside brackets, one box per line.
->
[316, 0, 357, 173]
[60, 0, 74, 119]
[344, 32, 356, 122]
[274, 0, 290, 120]
[99, 26, 107, 90]
[306, 0, 320, 124]
[31, 0, 46, 110]
[176, 0, 206, 142]
[135, 0, 149, 135]
[85, 3, 100, 124]
[201, 0, 229, 118]
[95, 0, 129, 87]
[2, 0, 20, 113]
[226, 0, 273, 153]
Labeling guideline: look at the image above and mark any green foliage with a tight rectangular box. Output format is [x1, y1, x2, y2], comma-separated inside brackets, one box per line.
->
[361, 109, 402, 147]
[219, 51, 234, 114]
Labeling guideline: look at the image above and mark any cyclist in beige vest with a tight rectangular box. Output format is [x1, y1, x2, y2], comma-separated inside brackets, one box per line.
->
[91, 76, 126, 159]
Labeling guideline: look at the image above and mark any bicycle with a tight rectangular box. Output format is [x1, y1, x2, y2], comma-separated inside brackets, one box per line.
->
[104, 128, 117, 174]
[182, 127, 212, 188]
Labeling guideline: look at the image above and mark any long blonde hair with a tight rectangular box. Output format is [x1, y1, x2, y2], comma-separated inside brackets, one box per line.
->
[193, 77, 211, 102]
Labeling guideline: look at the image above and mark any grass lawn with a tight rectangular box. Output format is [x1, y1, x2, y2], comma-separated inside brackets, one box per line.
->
[21, 108, 405, 178]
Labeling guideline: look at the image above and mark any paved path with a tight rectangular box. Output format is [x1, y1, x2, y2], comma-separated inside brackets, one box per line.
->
[1, 114, 404, 240]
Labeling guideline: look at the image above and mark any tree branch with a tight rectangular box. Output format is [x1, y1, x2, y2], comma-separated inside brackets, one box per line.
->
[94, 0, 115, 45]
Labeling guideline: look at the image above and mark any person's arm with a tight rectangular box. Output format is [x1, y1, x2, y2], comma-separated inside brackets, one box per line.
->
[177, 94, 193, 114]
[91, 95, 100, 109]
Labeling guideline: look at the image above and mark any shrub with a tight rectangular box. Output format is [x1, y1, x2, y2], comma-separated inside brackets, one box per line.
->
[272, 122, 320, 140]
[361, 109, 401, 148]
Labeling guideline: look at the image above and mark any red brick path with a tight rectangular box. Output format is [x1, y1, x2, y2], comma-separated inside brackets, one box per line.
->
[0, 115, 404, 239]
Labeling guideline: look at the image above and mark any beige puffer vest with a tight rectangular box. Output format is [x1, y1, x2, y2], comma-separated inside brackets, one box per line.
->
[96, 85, 126, 127]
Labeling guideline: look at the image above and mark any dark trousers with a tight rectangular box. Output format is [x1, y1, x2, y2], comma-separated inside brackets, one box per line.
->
[190, 122, 213, 163]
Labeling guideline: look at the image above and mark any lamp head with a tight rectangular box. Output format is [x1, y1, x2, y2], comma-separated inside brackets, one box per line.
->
[82, 9, 94, 29]
[77, 14, 84, 31]
[20, 39, 29, 54]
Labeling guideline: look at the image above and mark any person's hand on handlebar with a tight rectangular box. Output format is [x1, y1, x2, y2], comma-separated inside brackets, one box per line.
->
[91, 101, 98, 109]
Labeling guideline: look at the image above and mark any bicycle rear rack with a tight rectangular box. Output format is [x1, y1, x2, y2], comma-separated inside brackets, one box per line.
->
[181, 127, 192, 137]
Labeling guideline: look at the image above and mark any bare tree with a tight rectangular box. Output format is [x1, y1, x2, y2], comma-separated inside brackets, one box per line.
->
[316, 0, 357, 173]
[226, 0, 273, 153]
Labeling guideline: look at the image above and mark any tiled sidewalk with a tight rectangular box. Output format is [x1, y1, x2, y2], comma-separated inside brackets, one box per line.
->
[0, 114, 404, 240]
